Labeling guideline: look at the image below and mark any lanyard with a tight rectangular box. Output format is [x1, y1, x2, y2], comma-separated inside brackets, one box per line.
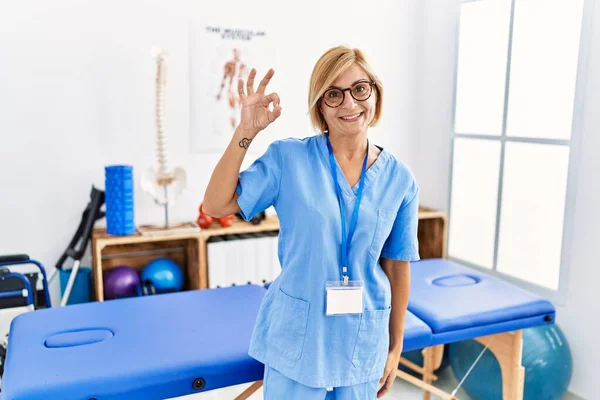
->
[325, 133, 369, 285]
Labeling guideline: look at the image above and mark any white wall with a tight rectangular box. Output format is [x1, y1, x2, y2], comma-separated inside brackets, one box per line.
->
[414, 1, 599, 398]
[0, 0, 419, 289]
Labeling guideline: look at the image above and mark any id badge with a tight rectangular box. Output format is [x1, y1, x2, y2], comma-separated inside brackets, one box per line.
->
[325, 280, 364, 316]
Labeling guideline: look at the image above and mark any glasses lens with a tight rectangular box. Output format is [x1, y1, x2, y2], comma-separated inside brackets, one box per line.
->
[351, 82, 372, 101]
[324, 89, 343, 107]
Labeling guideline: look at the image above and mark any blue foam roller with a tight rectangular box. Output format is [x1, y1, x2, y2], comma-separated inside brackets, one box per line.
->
[105, 165, 135, 235]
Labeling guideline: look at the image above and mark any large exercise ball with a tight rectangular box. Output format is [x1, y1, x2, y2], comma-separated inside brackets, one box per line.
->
[104, 266, 140, 299]
[449, 324, 572, 400]
[141, 258, 184, 293]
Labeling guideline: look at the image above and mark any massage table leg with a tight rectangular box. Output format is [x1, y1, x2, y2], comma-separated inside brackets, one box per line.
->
[395, 369, 458, 400]
[476, 330, 524, 400]
[234, 380, 263, 400]
[400, 332, 524, 400]
[398, 357, 439, 382]
[395, 332, 525, 400]
[396, 345, 458, 400]
[422, 345, 445, 400]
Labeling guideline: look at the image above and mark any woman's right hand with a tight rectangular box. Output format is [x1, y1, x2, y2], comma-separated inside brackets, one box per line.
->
[238, 68, 282, 137]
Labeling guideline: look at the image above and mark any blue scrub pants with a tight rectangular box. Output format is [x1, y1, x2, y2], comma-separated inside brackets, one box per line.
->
[263, 366, 380, 399]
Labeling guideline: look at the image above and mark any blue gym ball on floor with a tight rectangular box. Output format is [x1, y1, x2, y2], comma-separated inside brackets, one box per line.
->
[141, 258, 184, 293]
[449, 323, 572, 400]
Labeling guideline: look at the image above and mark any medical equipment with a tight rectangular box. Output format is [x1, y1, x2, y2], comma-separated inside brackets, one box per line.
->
[1, 258, 555, 400]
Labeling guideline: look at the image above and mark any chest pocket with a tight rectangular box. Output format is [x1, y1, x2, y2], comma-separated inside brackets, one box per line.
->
[368, 209, 396, 260]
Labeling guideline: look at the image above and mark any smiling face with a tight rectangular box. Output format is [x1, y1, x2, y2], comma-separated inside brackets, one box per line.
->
[319, 64, 377, 138]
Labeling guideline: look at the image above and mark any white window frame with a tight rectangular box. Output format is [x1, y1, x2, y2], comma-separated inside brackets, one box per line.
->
[447, 0, 594, 305]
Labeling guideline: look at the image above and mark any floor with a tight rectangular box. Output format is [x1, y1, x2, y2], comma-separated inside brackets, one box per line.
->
[169, 368, 585, 400]
[170, 367, 473, 400]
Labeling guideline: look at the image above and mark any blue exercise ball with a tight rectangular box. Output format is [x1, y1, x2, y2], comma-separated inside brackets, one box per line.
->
[141, 258, 184, 293]
[449, 324, 572, 400]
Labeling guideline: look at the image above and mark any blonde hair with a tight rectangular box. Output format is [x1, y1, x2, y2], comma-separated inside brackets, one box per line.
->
[308, 46, 384, 132]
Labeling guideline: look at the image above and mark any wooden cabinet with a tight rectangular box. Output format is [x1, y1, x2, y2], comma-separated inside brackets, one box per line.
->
[417, 207, 448, 259]
[91, 208, 447, 301]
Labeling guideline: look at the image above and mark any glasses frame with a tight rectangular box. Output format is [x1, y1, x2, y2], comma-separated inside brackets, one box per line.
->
[322, 81, 376, 108]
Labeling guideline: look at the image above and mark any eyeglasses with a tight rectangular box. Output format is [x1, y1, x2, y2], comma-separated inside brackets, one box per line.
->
[322, 81, 375, 108]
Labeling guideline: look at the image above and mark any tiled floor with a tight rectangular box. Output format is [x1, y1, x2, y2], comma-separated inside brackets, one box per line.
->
[170, 367, 473, 400]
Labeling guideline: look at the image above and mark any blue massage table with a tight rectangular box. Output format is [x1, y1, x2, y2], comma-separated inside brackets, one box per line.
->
[401, 259, 555, 400]
[0, 258, 555, 400]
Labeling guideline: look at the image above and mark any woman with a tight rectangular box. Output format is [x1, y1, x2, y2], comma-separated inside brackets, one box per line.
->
[203, 46, 419, 399]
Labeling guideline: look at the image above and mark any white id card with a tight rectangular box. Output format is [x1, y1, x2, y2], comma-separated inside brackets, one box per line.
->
[325, 280, 364, 316]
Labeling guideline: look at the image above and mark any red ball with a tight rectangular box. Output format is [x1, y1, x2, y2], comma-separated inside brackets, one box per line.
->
[217, 214, 234, 227]
[197, 203, 214, 229]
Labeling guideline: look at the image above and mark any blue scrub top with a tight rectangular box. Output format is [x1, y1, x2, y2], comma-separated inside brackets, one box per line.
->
[235, 133, 420, 388]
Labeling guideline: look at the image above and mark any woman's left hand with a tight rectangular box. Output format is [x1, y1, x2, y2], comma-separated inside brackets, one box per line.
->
[377, 350, 401, 398]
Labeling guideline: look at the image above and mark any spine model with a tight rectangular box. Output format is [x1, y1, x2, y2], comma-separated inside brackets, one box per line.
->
[152, 46, 170, 185]
[141, 46, 187, 228]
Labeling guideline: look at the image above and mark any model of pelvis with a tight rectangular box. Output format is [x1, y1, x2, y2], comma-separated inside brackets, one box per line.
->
[141, 46, 186, 227]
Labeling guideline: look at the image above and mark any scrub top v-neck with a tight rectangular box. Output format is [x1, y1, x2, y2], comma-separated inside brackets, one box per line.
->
[235, 133, 420, 388]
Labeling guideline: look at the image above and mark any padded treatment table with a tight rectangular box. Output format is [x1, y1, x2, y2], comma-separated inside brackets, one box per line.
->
[1, 285, 266, 400]
[0, 259, 556, 400]
[401, 311, 433, 353]
[409, 259, 555, 344]
[400, 259, 556, 400]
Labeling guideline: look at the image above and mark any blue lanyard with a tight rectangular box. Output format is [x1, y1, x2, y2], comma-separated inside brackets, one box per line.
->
[325, 133, 369, 285]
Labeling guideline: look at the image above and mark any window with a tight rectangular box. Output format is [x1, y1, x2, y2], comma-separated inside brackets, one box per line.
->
[448, 0, 589, 302]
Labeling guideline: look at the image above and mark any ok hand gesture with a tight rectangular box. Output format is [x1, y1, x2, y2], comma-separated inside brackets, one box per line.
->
[238, 68, 282, 137]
